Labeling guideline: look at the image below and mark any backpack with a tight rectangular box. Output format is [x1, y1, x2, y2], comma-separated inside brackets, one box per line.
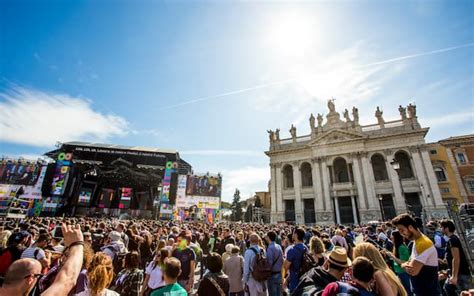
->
[298, 246, 317, 277]
[248, 247, 272, 282]
[107, 246, 126, 275]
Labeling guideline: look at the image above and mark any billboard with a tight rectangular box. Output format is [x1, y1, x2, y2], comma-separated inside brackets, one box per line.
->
[51, 153, 73, 196]
[0, 165, 47, 200]
[186, 174, 222, 197]
[0, 159, 43, 186]
[159, 161, 178, 217]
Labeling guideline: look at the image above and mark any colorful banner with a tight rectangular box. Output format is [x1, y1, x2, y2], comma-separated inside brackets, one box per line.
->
[159, 161, 178, 217]
[51, 153, 73, 196]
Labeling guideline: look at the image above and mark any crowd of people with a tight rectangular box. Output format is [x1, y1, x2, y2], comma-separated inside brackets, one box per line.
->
[0, 213, 471, 296]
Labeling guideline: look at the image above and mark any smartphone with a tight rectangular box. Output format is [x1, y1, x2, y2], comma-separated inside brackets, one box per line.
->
[53, 226, 63, 238]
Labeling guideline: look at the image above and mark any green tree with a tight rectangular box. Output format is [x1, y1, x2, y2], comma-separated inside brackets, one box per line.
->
[231, 189, 243, 221]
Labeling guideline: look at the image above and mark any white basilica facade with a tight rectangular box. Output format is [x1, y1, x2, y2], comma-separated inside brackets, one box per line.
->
[265, 101, 447, 225]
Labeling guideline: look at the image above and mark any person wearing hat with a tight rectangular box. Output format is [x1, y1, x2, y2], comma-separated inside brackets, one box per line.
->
[291, 246, 352, 296]
[222, 243, 235, 262]
[102, 231, 127, 261]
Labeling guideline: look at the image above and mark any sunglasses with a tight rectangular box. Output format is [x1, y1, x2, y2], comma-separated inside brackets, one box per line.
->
[24, 273, 44, 280]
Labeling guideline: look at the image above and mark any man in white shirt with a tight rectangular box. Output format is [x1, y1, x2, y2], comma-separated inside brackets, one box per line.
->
[21, 233, 51, 270]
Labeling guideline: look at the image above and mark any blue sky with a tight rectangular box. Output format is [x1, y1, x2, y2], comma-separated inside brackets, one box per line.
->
[0, 0, 473, 202]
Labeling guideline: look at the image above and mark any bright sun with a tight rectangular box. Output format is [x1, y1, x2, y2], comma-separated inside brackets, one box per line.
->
[266, 12, 316, 57]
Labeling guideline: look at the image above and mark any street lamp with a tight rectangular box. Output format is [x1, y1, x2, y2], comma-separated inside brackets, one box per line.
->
[390, 158, 409, 214]
[378, 194, 385, 221]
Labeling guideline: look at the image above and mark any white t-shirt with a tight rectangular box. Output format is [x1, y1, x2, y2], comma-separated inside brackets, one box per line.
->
[411, 234, 438, 267]
[145, 260, 165, 289]
[21, 246, 45, 260]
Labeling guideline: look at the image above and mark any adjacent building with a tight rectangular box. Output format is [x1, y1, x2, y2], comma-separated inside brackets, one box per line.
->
[265, 101, 447, 225]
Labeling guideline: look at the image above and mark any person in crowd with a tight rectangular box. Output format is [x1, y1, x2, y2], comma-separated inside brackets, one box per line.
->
[223, 246, 245, 296]
[197, 252, 230, 296]
[101, 231, 127, 261]
[322, 256, 377, 296]
[142, 248, 169, 296]
[0, 230, 30, 277]
[331, 229, 349, 251]
[172, 230, 196, 293]
[21, 232, 51, 271]
[112, 251, 144, 296]
[385, 230, 412, 296]
[209, 230, 219, 253]
[354, 242, 407, 296]
[0, 223, 84, 296]
[292, 246, 351, 296]
[236, 231, 247, 256]
[116, 223, 129, 249]
[0, 227, 12, 250]
[150, 257, 187, 296]
[222, 243, 234, 262]
[265, 231, 284, 296]
[243, 233, 268, 296]
[439, 219, 472, 295]
[51, 237, 65, 253]
[309, 236, 326, 266]
[83, 232, 93, 247]
[76, 252, 118, 296]
[284, 227, 306, 294]
[219, 228, 236, 255]
[392, 214, 440, 296]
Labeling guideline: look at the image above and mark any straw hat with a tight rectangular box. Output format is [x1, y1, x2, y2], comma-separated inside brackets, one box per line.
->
[327, 246, 352, 268]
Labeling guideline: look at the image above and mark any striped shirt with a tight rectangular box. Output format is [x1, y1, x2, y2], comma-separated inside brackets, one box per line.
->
[21, 246, 45, 260]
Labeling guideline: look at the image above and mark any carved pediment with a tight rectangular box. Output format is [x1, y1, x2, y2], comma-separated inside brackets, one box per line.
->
[309, 129, 366, 145]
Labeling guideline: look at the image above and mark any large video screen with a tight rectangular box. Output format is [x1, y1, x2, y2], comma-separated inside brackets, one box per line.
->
[186, 174, 222, 197]
[78, 189, 93, 206]
[98, 188, 115, 208]
[119, 187, 132, 209]
[0, 159, 42, 186]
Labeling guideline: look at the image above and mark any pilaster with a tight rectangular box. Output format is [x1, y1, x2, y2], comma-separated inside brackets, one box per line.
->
[445, 148, 469, 203]
[350, 153, 367, 209]
[312, 158, 324, 211]
[293, 161, 304, 224]
[420, 148, 445, 207]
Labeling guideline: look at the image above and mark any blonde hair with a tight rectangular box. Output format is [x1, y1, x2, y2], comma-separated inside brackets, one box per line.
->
[353, 243, 407, 296]
[87, 252, 114, 296]
[310, 236, 325, 255]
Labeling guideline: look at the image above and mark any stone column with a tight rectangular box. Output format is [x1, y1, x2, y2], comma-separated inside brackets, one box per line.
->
[270, 164, 277, 222]
[360, 153, 377, 209]
[334, 196, 341, 224]
[420, 148, 444, 207]
[312, 158, 324, 211]
[275, 164, 284, 222]
[351, 195, 359, 224]
[293, 162, 304, 224]
[410, 148, 430, 208]
[321, 157, 332, 212]
[386, 151, 406, 212]
[351, 153, 368, 209]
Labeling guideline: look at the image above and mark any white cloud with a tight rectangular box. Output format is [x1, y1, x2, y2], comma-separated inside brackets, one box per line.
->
[220, 166, 270, 202]
[181, 150, 263, 157]
[0, 86, 129, 147]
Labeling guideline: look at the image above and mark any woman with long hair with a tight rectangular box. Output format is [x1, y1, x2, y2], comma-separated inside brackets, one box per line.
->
[112, 251, 144, 296]
[75, 252, 118, 296]
[309, 236, 326, 266]
[353, 242, 407, 296]
[141, 248, 169, 296]
[385, 230, 412, 296]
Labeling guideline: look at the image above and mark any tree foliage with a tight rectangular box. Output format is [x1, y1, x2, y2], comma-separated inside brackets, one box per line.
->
[231, 189, 243, 221]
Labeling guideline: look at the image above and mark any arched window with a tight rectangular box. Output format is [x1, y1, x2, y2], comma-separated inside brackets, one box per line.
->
[434, 167, 447, 182]
[301, 162, 313, 187]
[333, 157, 349, 183]
[371, 154, 388, 181]
[283, 165, 294, 188]
[394, 151, 413, 179]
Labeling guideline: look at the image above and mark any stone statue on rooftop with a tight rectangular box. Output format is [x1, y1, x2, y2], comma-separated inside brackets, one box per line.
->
[375, 106, 385, 126]
[267, 130, 274, 143]
[343, 109, 351, 122]
[328, 99, 336, 113]
[275, 128, 280, 141]
[407, 103, 417, 118]
[399, 105, 407, 119]
[310, 113, 315, 130]
[290, 124, 297, 140]
[352, 107, 359, 124]
[317, 113, 323, 127]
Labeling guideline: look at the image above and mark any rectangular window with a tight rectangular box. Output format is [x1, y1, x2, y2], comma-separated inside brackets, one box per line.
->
[430, 150, 437, 155]
[440, 187, 450, 193]
[468, 181, 474, 193]
[458, 153, 466, 164]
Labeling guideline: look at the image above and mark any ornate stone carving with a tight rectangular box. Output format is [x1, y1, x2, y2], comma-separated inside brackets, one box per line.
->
[352, 107, 359, 125]
[328, 99, 336, 113]
[275, 128, 280, 141]
[317, 113, 324, 127]
[375, 106, 385, 126]
[310, 113, 316, 133]
[267, 129, 275, 144]
[407, 103, 417, 118]
[317, 212, 333, 221]
[399, 105, 407, 119]
[290, 124, 297, 142]
[343, 109, 351, 123]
